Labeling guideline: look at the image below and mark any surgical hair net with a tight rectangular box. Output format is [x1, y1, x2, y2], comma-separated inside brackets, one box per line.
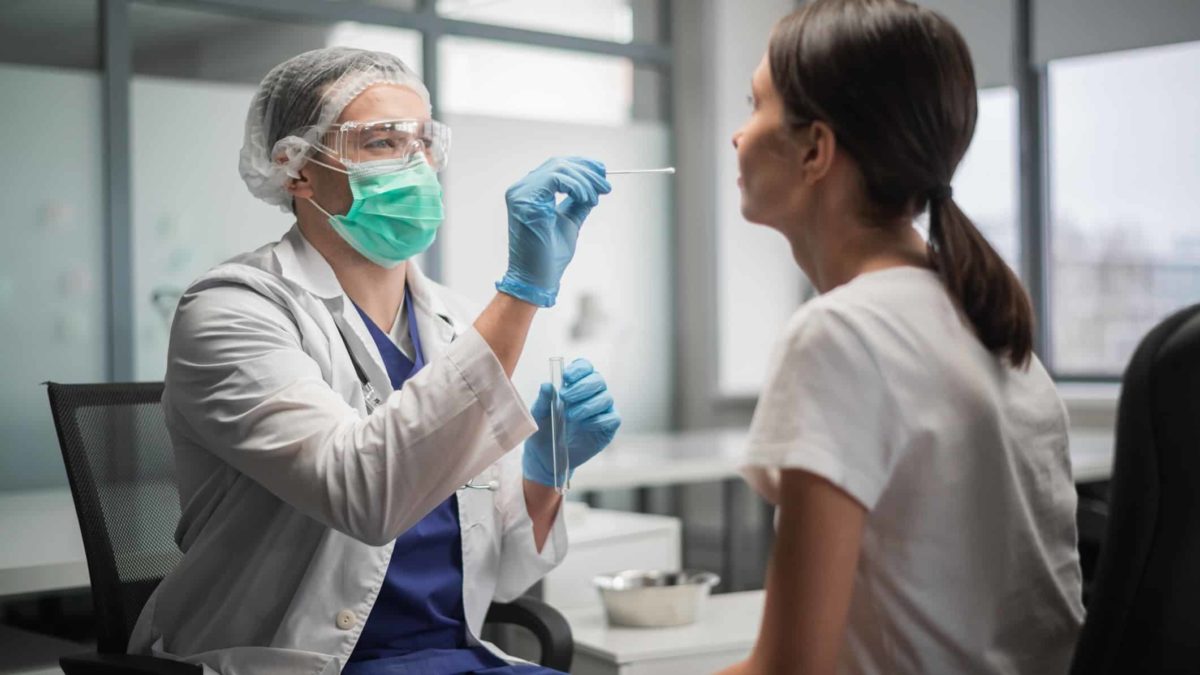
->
[239, 46, 432, 211]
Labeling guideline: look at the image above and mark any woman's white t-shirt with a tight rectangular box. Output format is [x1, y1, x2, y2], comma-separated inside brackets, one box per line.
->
[742, 266, 1084, 675]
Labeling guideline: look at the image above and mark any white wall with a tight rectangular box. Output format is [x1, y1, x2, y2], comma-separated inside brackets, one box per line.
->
[714, 0, 803, 398]
[441, 114, 673, 431]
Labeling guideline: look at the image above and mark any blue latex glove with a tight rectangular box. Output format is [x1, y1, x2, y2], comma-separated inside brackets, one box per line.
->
[496, 157, 611, 307]
[523, 358, 622, 487]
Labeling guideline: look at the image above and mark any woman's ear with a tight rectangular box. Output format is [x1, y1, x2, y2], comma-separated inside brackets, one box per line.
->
[799, 121, 838, 186]
[286, 163, 316, 202]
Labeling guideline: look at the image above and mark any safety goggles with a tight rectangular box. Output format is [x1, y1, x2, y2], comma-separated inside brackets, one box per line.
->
[315, 118, 451, 171]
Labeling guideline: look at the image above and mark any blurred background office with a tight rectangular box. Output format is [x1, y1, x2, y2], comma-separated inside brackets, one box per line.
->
[1, 0, 1199, 672]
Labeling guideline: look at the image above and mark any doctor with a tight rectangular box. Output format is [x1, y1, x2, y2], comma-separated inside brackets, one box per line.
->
[129, 47, 622, 675]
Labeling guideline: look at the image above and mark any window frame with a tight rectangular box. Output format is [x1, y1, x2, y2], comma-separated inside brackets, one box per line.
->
[96, 0, 671, 381]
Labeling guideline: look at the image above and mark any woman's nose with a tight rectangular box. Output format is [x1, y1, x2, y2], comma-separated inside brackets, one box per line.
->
[731, 131, 741, 150]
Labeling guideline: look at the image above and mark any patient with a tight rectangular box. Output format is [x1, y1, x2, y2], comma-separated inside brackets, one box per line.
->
[718, 1, 1083, 673]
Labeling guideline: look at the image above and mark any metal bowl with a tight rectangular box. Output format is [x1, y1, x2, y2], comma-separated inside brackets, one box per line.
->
[593, 569, 721, 627]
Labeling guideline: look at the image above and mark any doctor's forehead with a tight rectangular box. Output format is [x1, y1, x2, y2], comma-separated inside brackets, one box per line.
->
[337, 84, 430, 124]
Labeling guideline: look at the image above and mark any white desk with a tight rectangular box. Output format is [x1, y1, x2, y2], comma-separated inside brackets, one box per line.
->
[0, 430, 1114, 600]
[573, 428, 1115, 492]
[1069, 429, 1117, 484]
[0, 481, 178, 598]
[0, 489, 89, 597]
[564, 590, 763, 675]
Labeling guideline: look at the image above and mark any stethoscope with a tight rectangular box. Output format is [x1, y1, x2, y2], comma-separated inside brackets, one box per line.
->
[334, 318, 500, 493]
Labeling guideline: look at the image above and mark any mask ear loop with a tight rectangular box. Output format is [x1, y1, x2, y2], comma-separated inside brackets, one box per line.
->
[305, 196, 338, 221]
[298, 146, 352, 218]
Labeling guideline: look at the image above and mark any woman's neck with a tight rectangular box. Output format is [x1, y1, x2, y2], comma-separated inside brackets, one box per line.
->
[298, 218, 408, 331]
[791, 212, 929, 294]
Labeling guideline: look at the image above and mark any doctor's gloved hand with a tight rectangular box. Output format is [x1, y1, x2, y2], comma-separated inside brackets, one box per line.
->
[523, 359, 622, 487]
[497, 157, 611, 308]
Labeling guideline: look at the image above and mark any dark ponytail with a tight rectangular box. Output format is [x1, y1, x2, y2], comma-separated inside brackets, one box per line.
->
[928, 191, 1033, 367]
[769, 0, 1034, 368]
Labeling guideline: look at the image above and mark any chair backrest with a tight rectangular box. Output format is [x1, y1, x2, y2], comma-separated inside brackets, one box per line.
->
[45, 382, 183, 655]
[1070, 304, 1200, 674]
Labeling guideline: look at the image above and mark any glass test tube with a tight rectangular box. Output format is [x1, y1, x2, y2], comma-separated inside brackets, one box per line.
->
[549, 357, 570, 494]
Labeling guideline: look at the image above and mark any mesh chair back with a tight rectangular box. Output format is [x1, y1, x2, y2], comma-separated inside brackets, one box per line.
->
[46, 382, 183, 654]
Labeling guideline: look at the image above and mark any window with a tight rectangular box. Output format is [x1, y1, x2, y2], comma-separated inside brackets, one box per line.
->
[0, 0, 104, 489]
[439, 37, 644, 125]
[439, 114, 673, 431]
[437, 0, 663, 45]
[1048, 40, 1200, 375]
[130, 3, 422, 379]
[952, 87, 1020, 269]
[0, 0, 672, 491]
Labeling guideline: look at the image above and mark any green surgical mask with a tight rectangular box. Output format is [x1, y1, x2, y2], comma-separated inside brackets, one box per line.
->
[308, 156, 445, 268]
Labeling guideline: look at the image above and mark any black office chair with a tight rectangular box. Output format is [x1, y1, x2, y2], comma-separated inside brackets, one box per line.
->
[1069, 304, 1200, 675]
[46, 381, 573, 674]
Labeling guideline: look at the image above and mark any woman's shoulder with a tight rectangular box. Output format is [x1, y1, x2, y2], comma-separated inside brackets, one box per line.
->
[776, 294, 877, 372]
[781, 272, 905, 345]
[778, 266, 950, 367]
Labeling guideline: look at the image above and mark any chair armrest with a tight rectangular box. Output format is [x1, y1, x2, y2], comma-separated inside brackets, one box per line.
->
[61, 653, 203, 675]
[485, 596, 574, 672]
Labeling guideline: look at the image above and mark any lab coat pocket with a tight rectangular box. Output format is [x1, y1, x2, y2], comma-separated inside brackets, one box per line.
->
[457, 467, 498, 528]
[458, 465, 503, 631]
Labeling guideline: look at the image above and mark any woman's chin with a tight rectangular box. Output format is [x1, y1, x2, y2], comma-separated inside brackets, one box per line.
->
[739, 201, 770, 227]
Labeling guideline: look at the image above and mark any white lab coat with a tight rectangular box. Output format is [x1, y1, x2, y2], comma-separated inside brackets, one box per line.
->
[128, 225, 567, 674]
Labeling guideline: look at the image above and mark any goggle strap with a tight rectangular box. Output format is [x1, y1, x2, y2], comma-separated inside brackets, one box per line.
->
[306, 155, 350, 175]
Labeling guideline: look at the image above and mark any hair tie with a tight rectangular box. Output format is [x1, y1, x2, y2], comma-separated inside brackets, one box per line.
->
[929, 184, 953, 202]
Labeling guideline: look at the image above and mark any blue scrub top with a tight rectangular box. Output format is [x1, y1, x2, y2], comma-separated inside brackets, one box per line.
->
[345, 291, 561, 675]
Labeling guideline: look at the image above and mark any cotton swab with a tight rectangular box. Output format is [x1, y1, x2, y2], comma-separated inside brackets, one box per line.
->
[606, 167, 676, 175]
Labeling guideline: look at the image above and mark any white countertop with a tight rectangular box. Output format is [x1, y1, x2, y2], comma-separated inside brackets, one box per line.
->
[566, 590, 764, 664]
[561, 502, 679, 545]
[570, 429, 749, 492]
[573, 428, 1114, 491]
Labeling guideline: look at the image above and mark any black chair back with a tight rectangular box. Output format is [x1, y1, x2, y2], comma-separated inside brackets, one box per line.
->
[46, 382, 182, 655]
[1070, 304, 1200, 674]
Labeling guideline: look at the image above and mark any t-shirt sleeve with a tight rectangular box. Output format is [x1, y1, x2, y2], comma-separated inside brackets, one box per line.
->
[741, 301, 896, 510]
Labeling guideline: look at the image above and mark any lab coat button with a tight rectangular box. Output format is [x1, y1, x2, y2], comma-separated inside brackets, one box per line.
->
[336, 610, 356, 630]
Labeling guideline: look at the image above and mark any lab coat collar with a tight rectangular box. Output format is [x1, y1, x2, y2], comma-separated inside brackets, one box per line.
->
[273, 224, 464, 388]
[274, 225, 344, 300]
[273, 224, 460, 333]
[405, 258, 465, 348]
[403, 258, 458, 341]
